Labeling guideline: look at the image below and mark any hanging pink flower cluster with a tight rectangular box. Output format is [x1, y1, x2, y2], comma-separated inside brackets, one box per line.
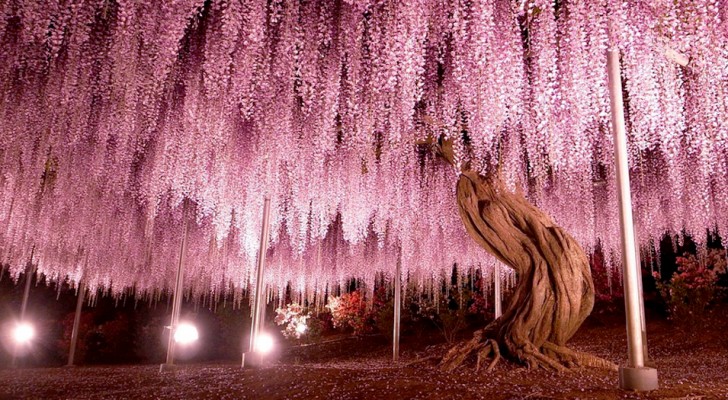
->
[0, 0, 726, 300]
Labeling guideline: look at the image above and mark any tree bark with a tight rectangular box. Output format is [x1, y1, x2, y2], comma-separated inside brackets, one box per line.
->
[440, 171, 616, 372]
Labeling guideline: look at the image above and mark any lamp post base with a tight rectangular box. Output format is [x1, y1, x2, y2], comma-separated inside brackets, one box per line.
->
[619, 366, 658, 391]
[159, 363, 179, 373]
[242, 352, 267, 368]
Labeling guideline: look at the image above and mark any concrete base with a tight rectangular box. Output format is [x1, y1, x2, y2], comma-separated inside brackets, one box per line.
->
[619, 366, 658, 391]
[159, 363, 179, 373]
[242, 352, 266, 368]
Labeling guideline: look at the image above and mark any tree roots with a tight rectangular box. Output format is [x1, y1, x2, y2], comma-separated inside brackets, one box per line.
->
[438, 329, 617, 373]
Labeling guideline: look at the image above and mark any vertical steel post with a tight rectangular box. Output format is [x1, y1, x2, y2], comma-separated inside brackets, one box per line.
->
[67, 277, 86, 366]
[607, 48, 658, 391]
[160, 204, 189, 372]
[243, 196, 272, 367]
[494, 263, 502, 318]
[635, 234, 649, 362]
[19, 249, 36, 321]
[12, 249, 35, 367]
[393, 251, 402, 362]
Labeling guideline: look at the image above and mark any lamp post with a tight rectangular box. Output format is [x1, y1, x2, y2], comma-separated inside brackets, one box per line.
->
[160, 203, 190, 372]
[606, 47, 658, 391]
[12, 248, 35, 367]
[393, 250, 402, 362]
[243, 196, 272, 367]
[67, 276, 86, 366]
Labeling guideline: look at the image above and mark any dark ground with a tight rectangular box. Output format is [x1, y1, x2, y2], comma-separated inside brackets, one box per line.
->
[1, 310, 727, 400]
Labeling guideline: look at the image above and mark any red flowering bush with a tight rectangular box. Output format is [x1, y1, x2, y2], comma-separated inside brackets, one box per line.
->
[654, 249, 727, 323]
[326, 290, 379, 336]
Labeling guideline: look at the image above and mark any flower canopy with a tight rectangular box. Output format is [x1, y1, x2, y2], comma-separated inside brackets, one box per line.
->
[0, 0, 726, 298]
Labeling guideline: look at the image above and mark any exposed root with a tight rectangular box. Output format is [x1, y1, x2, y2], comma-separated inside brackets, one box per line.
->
[475, 339, 500, 373]
[521, 342, 568, 372]
[475, 342, 491, 372]
[542, 342, 618, 371]
[405, 355, 440, 367]
[440, 334, 617, 373]
[441, 331, 503, 373]
[440, 330, 487, 372]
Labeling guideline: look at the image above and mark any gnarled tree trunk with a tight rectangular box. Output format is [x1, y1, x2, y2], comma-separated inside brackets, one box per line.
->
[440, 171, 616, 372]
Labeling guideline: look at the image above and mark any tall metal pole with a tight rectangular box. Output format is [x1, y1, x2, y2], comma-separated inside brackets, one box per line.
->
[392, 251, 401, 362]
[607, 48, 658, 391]
[494, 263, 502, 318]
[243, 196, 272, 367]
[12, 248, 35, 367]
[19, 248, 36, 321]
[67, 277, 86, 366]
[160, 204, 189, 372]
[634, 234, 649, 362]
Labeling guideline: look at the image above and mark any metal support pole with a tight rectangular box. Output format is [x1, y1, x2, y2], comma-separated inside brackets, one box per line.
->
[494, 263, 502, 318]
[393, 252, 401, 362]
[160, 204, 189, 372]
[607, 48, 658, 391]
[19, 249, 36, 321]
[67, 278, 86, 366]
[243, 196, 272, 367]
[12, 249, 35, 367]
[634, 234, 649, 362]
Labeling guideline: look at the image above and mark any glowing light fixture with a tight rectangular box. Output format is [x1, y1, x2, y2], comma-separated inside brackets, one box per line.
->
[173, 323, 199, 345]
[12, 322, 35, 344]
[254, 332, 274, 354]
[295, 322, 307, 335]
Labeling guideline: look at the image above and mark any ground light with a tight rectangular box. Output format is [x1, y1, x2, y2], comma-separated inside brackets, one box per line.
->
[253, 332, 275, 354]
[12, 322, 35, 345]
[173, 323, 199, 345]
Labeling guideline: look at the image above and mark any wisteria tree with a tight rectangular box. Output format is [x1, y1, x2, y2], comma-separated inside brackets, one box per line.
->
[0, 0, 726, 370]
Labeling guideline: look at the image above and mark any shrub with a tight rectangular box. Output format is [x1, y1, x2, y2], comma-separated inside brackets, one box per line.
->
[304, 311, 333, 338]
[326, 289, 379, 335]
[274, 302, 335, 342]
[415, 297, 468, 344]
[414, 282, 488, 344]
[654, 249, 727, 324]
[85, 313, 136, 364]
[274, 303, 310, 339]
[55, 312, 94, 364]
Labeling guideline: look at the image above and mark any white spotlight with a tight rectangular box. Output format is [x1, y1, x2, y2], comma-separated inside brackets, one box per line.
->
[254, 333, 274, 354]
[295, 322, 307, 334]
[12, 322, 35, 344]
[173, 323, 199, 345]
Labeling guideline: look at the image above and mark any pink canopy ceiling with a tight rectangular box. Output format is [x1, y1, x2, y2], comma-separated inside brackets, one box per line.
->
[0, 0, 726, 296]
